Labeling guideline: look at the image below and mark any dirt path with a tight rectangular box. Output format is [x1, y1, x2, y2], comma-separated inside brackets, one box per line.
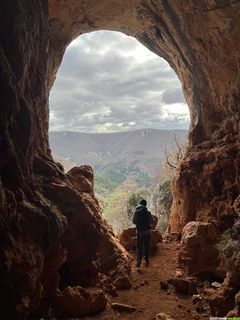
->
[84, 242, 210, 320]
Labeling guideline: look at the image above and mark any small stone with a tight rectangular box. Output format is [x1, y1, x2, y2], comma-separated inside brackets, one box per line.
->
[171, 278, 191, 294]
[156, 312, 175, 320]
[211, 282, 221, 288]
[175, 270, 183, 278]
[114, 276, 132, 289]
[111, 302, 136, 312]
[192, 294, 202, 304]
[195, 302, 207, 313]
[160, 281, 168, 290]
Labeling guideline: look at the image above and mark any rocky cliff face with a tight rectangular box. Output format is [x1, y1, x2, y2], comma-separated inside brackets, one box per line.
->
[0, 0, 240, 318]
[170, 118, 240, 233]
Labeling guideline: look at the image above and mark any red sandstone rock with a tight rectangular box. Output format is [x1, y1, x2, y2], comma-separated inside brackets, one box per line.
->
[169, 138, 240, 233]
[114, 275, 132, 290]
[99, 274, 118, 296]
[119, 227, 136, 251]
[67, 165, 94, 193]
[179, 221, 220, 276]
[169, 277, 198, 295]
[44, 173, 131, 291]
[1, 1, 240, 318]
[55, 286, 107, 317]
[204, 286, 236, 317]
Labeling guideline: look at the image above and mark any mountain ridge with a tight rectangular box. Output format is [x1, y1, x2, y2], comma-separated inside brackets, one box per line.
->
[49, 128, 188, 181]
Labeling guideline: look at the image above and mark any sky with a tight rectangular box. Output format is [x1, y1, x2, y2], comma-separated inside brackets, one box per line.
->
[49, 30, 190, 133]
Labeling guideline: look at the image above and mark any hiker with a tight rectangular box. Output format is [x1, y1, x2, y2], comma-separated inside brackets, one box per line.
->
[132, 199, 154, 268]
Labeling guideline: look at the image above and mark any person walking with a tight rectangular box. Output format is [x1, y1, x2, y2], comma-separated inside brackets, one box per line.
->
[132, 199, 154, 268]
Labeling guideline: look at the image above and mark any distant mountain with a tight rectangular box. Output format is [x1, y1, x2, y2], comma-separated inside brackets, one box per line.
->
[49, 129, 188, 183]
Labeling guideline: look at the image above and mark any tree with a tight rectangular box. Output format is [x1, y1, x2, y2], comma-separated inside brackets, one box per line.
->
[150, 136, 188, 233]
[162, 134, 189, 182]
[103, 180, 150, 234]
[127, 189, 150, 220]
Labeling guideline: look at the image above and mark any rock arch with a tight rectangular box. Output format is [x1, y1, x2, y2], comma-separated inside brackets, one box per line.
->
[48, 0, 240, 233]
[0, 0, 239, 318]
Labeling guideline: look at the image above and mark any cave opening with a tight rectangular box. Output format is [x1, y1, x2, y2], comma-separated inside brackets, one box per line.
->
[1, 1, 240, 318]
[49, 30, 190, 235]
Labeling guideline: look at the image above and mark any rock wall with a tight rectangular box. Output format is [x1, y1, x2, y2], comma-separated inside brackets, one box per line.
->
[48, 0, 240, 232]
[169, 118, 240, 233]
[0, 0, 240, 318]
[0, 2, 130, 318]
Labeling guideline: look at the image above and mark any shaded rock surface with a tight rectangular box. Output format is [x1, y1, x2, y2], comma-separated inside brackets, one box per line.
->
[44, 165, 131, 291]
[0, 0, 240, 318]
[55, 286, 107, 317]
[204, 285, 236, 317]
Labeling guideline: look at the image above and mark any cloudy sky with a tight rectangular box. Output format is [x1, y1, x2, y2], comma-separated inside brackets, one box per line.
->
[49, 30, 190, 133]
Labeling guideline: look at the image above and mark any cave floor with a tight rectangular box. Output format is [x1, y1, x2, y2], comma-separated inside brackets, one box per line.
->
[81, 242, 210, 320]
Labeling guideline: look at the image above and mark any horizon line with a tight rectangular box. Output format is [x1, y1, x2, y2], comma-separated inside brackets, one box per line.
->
[49, 127, 188, 135]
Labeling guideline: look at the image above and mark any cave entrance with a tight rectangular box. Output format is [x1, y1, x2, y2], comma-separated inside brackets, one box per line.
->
[49, 30, 189, 234]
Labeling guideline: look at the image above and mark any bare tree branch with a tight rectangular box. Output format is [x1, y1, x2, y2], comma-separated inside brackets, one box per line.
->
[173, 133, 183, 161]
[165, 148, 178, 170]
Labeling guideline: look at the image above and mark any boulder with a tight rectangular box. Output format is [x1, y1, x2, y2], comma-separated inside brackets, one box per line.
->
[204, 286, 236, 317]
[169, 277, 198, 295]
[67, 165, 94, 193]
[43, 177, 132, 302]
[114, 275, 132, 290]
[119, 227, 136, 251]
[55, 286, 107, 317]
[179, 221, 220, 275]
[156, 313, 176, 320]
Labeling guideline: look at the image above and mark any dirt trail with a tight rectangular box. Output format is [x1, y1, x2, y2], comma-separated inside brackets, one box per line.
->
[83, 242, 210, 320]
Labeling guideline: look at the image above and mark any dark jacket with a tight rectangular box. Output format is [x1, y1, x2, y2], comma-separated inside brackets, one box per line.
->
[132, 204, 154, 231]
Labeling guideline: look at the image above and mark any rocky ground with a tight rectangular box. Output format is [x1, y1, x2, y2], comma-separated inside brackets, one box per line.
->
[59, 241, 211, 320]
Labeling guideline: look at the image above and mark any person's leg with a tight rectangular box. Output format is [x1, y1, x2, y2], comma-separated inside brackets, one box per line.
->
[136, 232, 143, 267]
[144, 233, 151, 265]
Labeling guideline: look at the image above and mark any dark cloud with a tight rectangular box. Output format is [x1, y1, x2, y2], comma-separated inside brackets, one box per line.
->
[49, 30, 189, 132]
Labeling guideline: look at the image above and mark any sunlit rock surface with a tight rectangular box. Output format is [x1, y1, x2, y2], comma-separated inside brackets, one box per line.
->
[0, 0, 240, 318]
